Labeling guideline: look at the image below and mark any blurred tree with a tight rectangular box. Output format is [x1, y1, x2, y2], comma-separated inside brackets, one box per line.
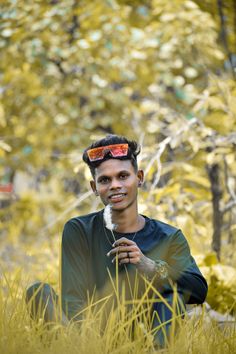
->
[0, 0, 235, 264]
[195, 0, 236, 73]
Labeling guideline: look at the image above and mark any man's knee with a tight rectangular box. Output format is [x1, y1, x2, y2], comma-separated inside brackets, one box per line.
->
[26, 282, 57, 302]
[25, 282, 58, 322]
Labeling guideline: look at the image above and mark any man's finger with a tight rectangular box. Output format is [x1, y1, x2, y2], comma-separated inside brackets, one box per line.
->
[111, 252, 129, 262]
[112, 237, 136, 247]
[107, 245, 137, 256]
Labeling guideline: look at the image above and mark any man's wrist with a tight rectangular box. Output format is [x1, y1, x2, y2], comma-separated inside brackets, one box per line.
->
[152, 259, 169, 280]
[138, 256, 168, 281]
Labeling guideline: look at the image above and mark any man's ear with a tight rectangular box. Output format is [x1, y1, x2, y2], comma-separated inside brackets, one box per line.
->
[90, 180, 99, 196]
[137, 169, 144, 187]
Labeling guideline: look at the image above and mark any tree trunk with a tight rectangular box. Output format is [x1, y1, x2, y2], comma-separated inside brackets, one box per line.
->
[217, 0, 235, 77]
[207, 163, 223, 260]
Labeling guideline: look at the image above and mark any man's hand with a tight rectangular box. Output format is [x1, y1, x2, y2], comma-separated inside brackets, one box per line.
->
[107, 237, 156, 275]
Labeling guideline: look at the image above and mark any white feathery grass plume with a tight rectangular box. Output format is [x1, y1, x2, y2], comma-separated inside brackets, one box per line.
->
[103, 204, 116, 231]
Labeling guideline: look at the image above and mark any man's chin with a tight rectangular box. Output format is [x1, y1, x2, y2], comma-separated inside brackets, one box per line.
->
[110, 201, 133, 212]
[108, 201, 124, 210]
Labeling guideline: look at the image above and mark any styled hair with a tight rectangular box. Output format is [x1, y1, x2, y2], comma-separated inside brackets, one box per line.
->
[82, 134, 141, 178]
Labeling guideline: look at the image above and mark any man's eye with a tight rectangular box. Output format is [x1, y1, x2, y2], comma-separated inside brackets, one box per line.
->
[99, 177, 109, 184]
[120, 174, 128, 179]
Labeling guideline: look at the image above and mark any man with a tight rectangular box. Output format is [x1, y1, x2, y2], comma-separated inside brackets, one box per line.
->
[27, 134, 207, 346]
[60, 134, 207, 344]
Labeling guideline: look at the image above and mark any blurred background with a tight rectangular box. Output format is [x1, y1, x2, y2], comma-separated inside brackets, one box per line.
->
[0, 0, 236, 314]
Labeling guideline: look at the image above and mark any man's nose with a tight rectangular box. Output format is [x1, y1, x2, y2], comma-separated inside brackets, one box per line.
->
[110, 178, 122, 189]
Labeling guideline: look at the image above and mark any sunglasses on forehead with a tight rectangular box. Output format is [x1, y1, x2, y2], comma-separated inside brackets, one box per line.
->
[87, 143, 129, 162]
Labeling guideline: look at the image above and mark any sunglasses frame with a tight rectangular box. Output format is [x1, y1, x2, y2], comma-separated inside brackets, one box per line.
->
[87, 143, 129, 162]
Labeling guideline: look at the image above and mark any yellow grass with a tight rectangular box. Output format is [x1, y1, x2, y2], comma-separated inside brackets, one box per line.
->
[0, 270, 235, 354]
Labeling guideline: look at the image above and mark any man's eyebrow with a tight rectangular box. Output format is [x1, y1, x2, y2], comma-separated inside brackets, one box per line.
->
[118, 170, 130, 174]
[97, 170, 130, 179]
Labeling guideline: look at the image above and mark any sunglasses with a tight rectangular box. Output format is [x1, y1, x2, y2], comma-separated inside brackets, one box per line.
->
[87, 143, 129, 162]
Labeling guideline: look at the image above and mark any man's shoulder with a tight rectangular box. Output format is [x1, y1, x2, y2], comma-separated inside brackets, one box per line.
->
[155, 219, 179, 234]
[65, 210, 102, 227]
[63, 210, 102, 238]
[148, 218, 189, 248]
[62, 210, 102, 246]
[148, 217, 179, 237]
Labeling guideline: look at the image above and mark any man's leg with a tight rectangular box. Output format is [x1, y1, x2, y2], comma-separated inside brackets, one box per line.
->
[25, 282, 68, 325]
[152, 292, 186, 348]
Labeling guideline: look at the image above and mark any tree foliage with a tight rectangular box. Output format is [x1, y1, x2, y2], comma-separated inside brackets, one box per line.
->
[0, 0, 236, 312]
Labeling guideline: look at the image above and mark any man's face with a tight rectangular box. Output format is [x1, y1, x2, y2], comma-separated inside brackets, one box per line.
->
[90, 159, 143, 211]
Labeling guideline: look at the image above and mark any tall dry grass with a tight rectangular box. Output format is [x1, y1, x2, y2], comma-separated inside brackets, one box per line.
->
[0, 270, 235, 354]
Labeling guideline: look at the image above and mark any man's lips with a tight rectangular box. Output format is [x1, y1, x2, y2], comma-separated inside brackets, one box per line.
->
[109, 193, 126, 202]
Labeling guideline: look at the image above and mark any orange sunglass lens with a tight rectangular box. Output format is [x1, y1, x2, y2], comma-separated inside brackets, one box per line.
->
[87, 147, 104, 161]
[110, 145, 128, 156]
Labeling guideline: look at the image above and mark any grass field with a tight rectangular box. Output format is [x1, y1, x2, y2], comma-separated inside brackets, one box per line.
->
[1, 270, 235, 354]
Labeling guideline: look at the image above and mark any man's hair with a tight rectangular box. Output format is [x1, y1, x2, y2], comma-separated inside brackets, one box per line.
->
[82, 134, 141, 178]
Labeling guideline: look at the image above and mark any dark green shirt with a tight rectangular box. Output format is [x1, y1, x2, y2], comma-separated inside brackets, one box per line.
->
[61, 210, 208, 320]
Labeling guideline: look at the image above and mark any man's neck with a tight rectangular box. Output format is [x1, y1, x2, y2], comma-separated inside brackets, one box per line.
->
[112, 208, 145, 233]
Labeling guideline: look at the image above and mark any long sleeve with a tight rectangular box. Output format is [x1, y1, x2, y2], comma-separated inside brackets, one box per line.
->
[164, 230, 208, 304]
[61, 219, 91, 321]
